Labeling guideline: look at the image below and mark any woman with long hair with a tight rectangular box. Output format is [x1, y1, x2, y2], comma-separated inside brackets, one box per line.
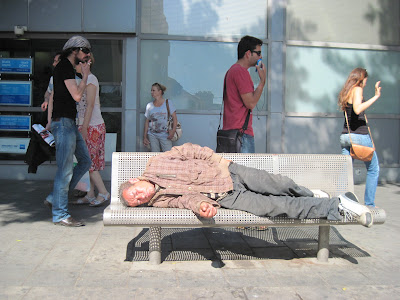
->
[338, 68, 381, 207]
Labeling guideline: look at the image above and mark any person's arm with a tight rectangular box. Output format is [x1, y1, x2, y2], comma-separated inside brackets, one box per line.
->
[240, 63, 266, 110]
[167, 112, 178, 140]
[41, 90, 51, 111]
[79, 83, 95, 141]
[64, 62, 90, 102]
[143, 118, 150, 147]
[45, 90, 54, 130]
[152, 193, 219, 218]
[352, 81, 381, 115]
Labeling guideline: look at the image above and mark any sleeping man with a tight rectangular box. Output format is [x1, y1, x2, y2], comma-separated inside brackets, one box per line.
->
[119, 143, 373, 227]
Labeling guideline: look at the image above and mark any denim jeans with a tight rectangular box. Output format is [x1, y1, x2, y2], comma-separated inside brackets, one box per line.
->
[241, 133, 255, 153]
[148, 132, 172, 152]
[340, 133, 379, 207]
[218, 163, 341, 220]
[48, 118, 91, 222]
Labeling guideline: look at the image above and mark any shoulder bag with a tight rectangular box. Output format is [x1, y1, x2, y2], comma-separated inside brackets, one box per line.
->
[166, 99, 182, 142]
[344, 110, 375, 161]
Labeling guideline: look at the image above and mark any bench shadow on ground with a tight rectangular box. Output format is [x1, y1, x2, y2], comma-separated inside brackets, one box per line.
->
[125, 226, 370, 266]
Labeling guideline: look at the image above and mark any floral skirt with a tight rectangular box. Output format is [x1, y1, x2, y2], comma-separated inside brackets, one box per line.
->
[79, 123, 106, 171]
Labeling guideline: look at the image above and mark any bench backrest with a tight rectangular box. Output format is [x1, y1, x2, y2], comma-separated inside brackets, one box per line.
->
[111, 152, 354, 206]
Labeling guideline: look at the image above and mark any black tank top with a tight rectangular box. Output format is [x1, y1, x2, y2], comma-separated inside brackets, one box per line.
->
[342, 103, 368, 134]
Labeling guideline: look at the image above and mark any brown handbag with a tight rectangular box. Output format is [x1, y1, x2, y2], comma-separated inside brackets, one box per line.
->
[344, 110, 375, 161]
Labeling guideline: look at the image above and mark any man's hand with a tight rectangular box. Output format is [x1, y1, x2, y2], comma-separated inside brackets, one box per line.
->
[199, 202, 217, 218]
[80, 60, 91, 78]
[256, 61, 267, 83]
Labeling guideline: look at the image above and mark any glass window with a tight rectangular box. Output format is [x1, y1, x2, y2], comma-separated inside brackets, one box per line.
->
[141, 0, 267, 38]
[29, 0, 82, 32]
[140, 40, 267, 111]
[83, 0, 136, 33]
[287, 0, 400, 46]
[0, 38, 122, 160]
[285, 46, 400, 114]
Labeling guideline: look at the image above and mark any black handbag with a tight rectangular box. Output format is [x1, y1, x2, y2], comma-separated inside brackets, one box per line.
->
[216, 127, 245, 153]
[216, 74, 251, 153]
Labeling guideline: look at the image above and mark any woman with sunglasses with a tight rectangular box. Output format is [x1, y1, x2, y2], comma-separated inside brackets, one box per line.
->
[338, 68, 381, 207]
[143, 83, 178, 152]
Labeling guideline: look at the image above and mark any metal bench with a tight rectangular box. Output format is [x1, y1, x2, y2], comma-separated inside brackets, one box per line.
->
[103, 152, 386, 264]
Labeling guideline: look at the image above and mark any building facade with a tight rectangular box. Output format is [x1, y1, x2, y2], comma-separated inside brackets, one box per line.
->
[0, 0, 399, 183]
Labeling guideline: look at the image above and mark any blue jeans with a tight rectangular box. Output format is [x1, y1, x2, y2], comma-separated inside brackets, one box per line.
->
[241, 133, 255, 153]
[340, 133, 379, 207]
[148, 132, 172, 152]
[48, 118, 91, 222]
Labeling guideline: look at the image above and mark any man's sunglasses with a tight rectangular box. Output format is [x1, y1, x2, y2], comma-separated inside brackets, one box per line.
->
[79, 47, 91, 54]
[251, 50, 262, 56]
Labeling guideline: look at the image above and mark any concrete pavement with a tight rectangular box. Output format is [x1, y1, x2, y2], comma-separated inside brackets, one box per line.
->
[0, 180, 399, 299]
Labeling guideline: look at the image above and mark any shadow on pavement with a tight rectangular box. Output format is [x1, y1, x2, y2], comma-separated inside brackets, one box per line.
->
[125, 226, 370, 266]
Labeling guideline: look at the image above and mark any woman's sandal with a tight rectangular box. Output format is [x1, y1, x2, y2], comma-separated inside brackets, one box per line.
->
[89, 192, 110, 207]
[70, 195, 96, 205]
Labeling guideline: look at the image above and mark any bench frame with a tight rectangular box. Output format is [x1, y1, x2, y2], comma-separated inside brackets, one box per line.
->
[103, 152, 386, 264]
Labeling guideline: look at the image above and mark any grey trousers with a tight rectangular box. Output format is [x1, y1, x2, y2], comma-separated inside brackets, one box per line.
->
[218, 163, 341, 220]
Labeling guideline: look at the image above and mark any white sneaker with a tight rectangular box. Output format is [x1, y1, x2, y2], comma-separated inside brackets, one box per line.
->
[344, 191, 359, 203]
[311, 189, 330, 198]
[338, 194, 373, 227]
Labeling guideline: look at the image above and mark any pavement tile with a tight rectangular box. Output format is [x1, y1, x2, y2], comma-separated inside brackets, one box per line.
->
[24, 269, 80, 287]
[0, 264, 36, 286]
[243, 286, 299, 299]
[127, 269, 178, 288]
[78, 287, 138, 300]
[21, 286, 83, 300]
[189, 287, 247, 300]
[133, 287, 194, 300]
[175, 270, 228, 288]
[222, 268, 282, 287]
[0, 286, 31, 300]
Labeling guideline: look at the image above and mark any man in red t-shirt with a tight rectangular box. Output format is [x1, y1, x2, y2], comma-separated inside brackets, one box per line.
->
[223, 35, 266, 153]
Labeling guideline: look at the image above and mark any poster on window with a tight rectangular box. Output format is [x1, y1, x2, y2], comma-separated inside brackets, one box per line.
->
[0, 81, 32, 106]
[0, 58, 33, 74]
[0, 115, 31, 131]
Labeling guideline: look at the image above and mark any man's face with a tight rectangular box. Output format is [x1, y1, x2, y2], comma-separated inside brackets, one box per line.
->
[122, 180, 156, 207]
[249, 45, 262, 66]
[74, 48, 91, 65]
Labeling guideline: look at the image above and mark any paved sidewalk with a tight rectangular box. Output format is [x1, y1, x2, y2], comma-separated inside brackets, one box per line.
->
[0, 180, 399, 299]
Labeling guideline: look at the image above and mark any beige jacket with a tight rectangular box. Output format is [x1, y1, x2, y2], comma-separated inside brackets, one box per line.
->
[140, 143, 233, 215]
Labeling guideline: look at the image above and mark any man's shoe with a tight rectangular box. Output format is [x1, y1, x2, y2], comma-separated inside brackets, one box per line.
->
[44, 199, 52, 209]
[54, 217, 85, 227]
[311, 189, 330, 198]
[338, 194, 373, 228]
[344, 191, 359, 203]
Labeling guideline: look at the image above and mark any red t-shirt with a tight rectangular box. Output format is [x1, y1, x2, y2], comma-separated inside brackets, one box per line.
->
[222, 63, 254, 136]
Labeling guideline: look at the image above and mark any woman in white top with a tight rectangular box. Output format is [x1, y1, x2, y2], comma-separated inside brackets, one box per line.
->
[73, 54, 110, 206]
[143, 83, 178, 152]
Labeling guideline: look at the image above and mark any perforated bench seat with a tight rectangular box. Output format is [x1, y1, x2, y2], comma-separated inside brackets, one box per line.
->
[103, 152, 386, 264]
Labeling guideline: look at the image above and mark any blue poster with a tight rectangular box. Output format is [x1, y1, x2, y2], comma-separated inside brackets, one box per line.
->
[0, 81, 32, 106]
[0, 115, 31, 131]
[0, 58, 33, 74]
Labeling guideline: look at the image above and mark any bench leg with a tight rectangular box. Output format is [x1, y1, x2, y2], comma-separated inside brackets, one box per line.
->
[317, 225, 330, 262]
[149, 226, 162, 265]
